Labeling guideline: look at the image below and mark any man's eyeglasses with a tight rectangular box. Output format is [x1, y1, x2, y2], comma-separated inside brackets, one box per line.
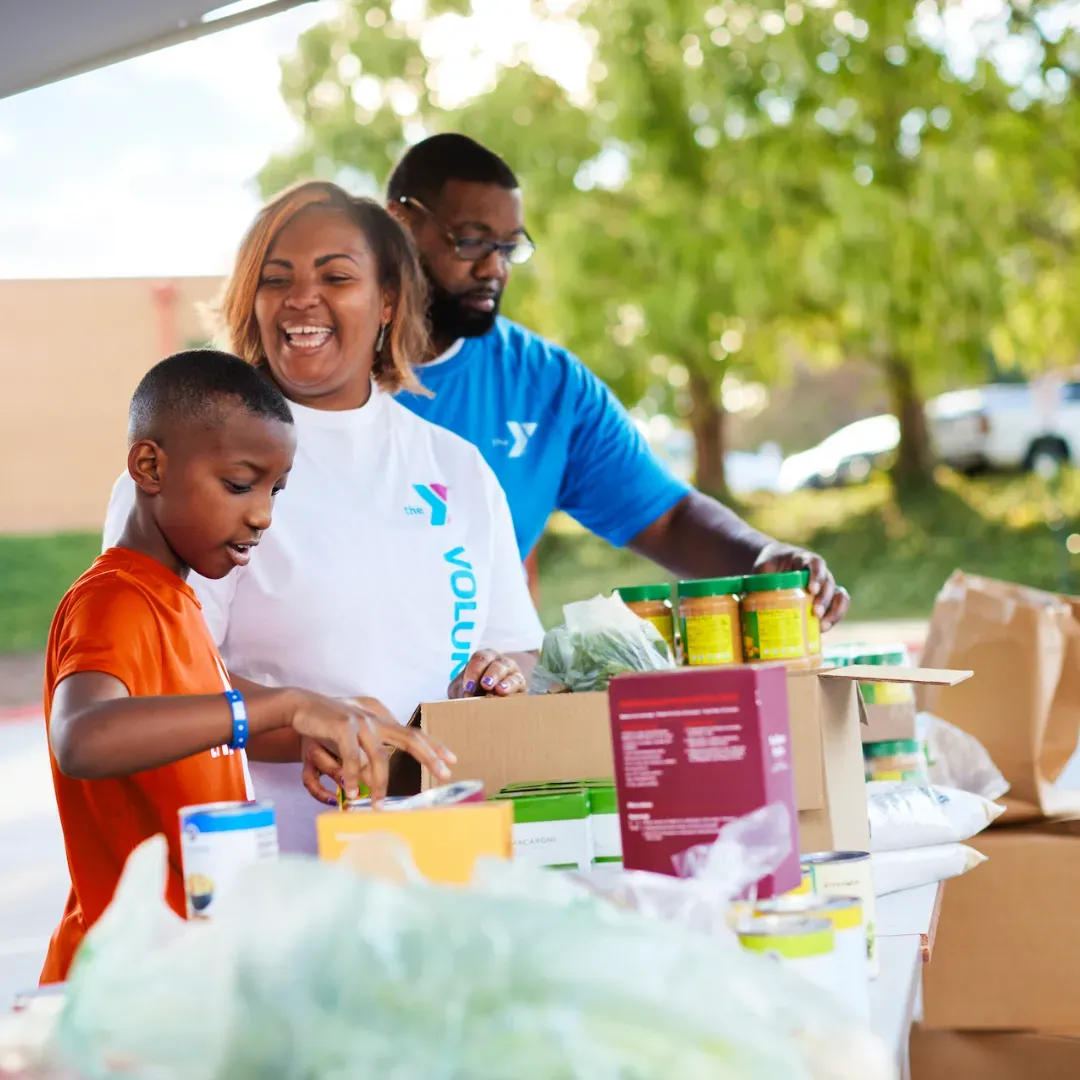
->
[398, 196, 535, 265]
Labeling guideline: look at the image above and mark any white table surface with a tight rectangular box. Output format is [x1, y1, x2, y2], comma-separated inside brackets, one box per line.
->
[868, 883, 944, 1080]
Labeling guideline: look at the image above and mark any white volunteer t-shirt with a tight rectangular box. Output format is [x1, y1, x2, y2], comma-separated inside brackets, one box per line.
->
[102, 387, 543, 853]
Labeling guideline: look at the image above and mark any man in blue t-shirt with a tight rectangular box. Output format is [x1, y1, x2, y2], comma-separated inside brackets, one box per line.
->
[389, 134, 849, 628]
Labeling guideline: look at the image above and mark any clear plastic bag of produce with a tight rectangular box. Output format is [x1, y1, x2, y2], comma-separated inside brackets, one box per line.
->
[531, 593, 675, 693]
[50, 832, 894, 1080]
[916, 711, 1010, 802]
[866, 781, 1005, 853]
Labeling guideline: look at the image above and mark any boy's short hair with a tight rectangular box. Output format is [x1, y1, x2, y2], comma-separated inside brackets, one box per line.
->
[386, 133, 519, 207]
[129, 349, 293, 444]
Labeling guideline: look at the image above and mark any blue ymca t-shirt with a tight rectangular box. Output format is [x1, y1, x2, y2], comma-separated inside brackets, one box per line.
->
[396, 318, 691, 558]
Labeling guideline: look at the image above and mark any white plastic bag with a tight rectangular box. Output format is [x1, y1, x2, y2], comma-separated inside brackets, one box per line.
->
[575, 803, 795, 938]
[53, 834, 895, 1080]
[866, 782, 1005, 853]
[530, 593, 675, 692]
[871, 843, 987, 896]
[917, 711, 1010, 801]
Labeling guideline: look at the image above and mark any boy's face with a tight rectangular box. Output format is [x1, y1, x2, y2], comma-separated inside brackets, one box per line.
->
[130, 406, 296, 579]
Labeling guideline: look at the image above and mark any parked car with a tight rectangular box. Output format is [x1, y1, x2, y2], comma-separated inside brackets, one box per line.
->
[646, 426, 783, 495]
[778, 414, 900, 493]
[926, 380, 1080, 476]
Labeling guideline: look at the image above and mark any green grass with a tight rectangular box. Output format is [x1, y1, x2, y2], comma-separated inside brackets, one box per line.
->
[2, 470, 1079, 653]
[0, 532, 101, 653]
[535, 469, 1080, 627]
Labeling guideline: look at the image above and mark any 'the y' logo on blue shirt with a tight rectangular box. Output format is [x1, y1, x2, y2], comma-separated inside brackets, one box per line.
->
[411, 483, 449, 526]
[506, 421, 537, 458]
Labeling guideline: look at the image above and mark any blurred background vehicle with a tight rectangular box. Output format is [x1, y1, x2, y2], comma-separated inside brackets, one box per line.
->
[926, 380, 1080, 479]
[778, 415, 900, 493]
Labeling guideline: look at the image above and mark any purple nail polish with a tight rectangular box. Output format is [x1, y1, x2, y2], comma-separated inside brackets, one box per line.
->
[482, 676, 494, 687]
[499, 681, 509, 690]
[465, 680, 476, 693]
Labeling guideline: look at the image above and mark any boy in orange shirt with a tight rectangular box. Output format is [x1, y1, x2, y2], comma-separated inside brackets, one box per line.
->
[41, 350, 453, 983]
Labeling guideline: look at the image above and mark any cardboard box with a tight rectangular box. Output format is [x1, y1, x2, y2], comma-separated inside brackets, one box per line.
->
[606, 664, 800, 893]
[394, 665, 968, 855]
[922, 819, 1080, 1031]
[910, 1027, 1080, 1080]
[315, 801, 512, 884]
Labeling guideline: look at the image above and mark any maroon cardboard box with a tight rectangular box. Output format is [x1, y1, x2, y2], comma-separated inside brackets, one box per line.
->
[607, 664, 800, 897]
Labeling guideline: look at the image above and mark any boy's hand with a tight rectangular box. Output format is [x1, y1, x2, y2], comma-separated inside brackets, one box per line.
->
[448, 650, 527, 699]
[288, 691, 455, 804]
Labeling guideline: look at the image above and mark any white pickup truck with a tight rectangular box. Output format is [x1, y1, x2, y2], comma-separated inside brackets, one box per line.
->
[926, 380, 1080, 476]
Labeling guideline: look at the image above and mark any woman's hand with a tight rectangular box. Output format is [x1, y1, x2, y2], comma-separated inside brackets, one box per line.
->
[287, 690, 455, 804]
[448, 649, 527, 699]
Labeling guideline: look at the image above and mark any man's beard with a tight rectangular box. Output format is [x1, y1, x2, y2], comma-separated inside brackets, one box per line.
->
[424, 270, 501, 343]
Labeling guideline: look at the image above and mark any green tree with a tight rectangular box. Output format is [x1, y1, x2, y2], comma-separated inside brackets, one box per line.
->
[260, 0, 1080, 494]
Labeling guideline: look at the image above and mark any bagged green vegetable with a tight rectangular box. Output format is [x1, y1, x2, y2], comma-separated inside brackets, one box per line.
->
[531, 594, 675, 693]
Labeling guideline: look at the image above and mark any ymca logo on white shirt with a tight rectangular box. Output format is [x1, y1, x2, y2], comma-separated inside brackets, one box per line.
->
[502, 421, 537, 458]
[406, 483, 449, 525]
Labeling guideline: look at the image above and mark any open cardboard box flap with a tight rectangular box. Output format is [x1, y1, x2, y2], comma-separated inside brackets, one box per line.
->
[391, 692, 612, 796]
[817, 664, 973, 691]
[819, 665, 973, 743]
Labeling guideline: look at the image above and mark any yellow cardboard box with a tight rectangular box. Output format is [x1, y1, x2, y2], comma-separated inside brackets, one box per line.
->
[316, 801, 513, 885]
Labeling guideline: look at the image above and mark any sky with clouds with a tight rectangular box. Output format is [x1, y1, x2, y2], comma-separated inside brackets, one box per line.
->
[0, 3, 337, 280]
[0, 0, 590, 282]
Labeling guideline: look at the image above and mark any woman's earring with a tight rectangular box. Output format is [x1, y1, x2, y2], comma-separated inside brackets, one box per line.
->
[375, 322, 389, 354]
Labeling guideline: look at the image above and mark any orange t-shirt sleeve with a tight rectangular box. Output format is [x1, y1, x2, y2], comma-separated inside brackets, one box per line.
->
[52, 579, 164, 699]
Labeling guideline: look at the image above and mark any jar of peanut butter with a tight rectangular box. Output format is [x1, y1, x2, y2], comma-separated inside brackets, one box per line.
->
[740, 572, 812, 669]
[678, 577, 743, 666]
[800, 570, 823, 666]
[615, 584, 676, 659]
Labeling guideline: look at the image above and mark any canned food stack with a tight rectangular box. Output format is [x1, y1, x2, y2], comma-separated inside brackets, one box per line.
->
[734, 849, 875, 1022]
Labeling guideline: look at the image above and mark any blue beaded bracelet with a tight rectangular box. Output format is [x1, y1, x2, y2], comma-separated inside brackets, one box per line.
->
[224, 689, 248, 750]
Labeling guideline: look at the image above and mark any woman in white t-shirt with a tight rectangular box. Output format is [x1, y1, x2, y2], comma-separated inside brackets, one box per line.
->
[103, 182, 544, 852]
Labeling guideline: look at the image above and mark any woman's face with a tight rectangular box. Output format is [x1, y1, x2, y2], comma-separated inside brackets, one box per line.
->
[254, 206, 391, 410]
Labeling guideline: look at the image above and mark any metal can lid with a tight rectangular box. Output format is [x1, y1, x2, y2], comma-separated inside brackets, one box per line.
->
[737, 915, 834, 957]
[801, 850, 871, 865]
[755, 894, 862, 930]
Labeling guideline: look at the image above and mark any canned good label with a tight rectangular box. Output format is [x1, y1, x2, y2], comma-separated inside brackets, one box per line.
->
[804, 853, 877, 976]
[859, 681, 915, 705]
[681, 613, 737, 665]
[783, 871, 813, 897]
[738, 926, 834, 959]
[868, 767, 922, 783]
[742, 608, 808, 661]
[180, 801, 278, 920]
[645, 614, 676, 656]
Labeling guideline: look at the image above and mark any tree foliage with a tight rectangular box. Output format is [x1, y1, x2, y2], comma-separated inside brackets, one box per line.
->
[260, 0, 1080, 492]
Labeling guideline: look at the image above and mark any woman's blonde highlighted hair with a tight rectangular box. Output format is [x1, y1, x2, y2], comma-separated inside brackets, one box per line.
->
[220, 180, 430, 395]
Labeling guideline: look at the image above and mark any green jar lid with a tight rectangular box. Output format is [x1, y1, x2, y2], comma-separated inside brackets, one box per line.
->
[678, 576, 743, 599]
[863, 739, 921, 757]
[741, 571, 806, 593]
[852, 645, 910, 667]
[615, 584, 672, 604]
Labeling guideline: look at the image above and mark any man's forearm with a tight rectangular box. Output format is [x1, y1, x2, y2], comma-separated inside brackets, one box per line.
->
[628, 492, 771, 579]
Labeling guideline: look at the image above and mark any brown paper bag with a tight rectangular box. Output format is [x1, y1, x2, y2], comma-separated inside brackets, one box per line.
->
[918, 571, 1080, 820]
